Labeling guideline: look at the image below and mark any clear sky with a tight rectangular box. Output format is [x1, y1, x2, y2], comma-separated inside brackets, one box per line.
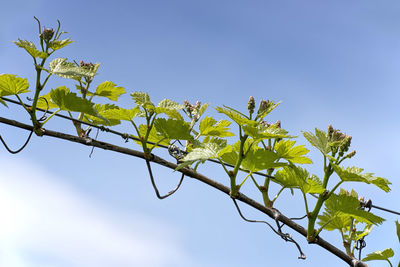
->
[1, 1, 400, 266]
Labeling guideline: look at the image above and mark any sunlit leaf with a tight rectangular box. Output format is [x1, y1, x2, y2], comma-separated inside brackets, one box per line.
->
[155, 99, 184, 120]
[216, 106, 254, 126]
[274, 166, 324, 194]
[275, 140, 312, 164]
[396, 220, 400, 243]
[13, 39, 48, 59]
[243, 124, 294, 140]
[49, 86, 100, 117]
[241, 146, 285, 172]
[324, 193, 384, 225]
[49, 58, 99, 80]
[48, 38, 74, 51]
[302, 128, 330, 156]
[89, 81, 126, 101]
[100, 106, 140, 121]
[354, 224, 373, 242]
[131, 91, 154, 110]
[84, 104, 121, 126]
[182, 138, 227, 162]
[318, 210, 351, 231]
[154, 118, 192, 141]
[0, 74, 30, 96]
[199, 116, 234, 137]
[36, 90, 59, 110]
[0, 98, 7, 107]
[363, 249, 394, 262]
[332, 164, 391, 192]
[256, 101, 281, 121]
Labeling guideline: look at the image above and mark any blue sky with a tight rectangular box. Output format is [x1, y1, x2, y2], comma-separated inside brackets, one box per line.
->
[1, 0, 400, 266]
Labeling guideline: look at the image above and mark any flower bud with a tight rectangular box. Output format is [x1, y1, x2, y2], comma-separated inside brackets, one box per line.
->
[40, 27, 55, 42]
[346, 150, 356, 159]
[327, 125, 334, 139]
[247, 96, 255, 115]
[275, 120, 281, 128]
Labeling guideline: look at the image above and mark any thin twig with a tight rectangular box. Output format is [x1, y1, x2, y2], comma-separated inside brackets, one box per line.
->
[0, 130, 33, 154]
[232, 198, 306, 259]
[145, 159, 185, 199]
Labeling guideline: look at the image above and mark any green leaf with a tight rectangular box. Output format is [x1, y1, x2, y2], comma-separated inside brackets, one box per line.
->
[198, 103, 209, 117]
[324, 193, 384, 225]
[155, 99, 184, 120]
[275, 140, 312, 164]
[363, 249, 394, 262]
[89, 81, 126, 101]
[216, 106, 254, 126]
[274, 166, 324, 194]
[84, 104, 121, 126]
[136, 124, 170, 147]
[100, 106, 140, 121]
[241, 146, 285, 172]
[396, 220, 400, 243]
[256, 101, 281, 121]
[332, 164, 391, 192]
[302, 128, 330, 156]
[36, 90, 59, 110]
[48, 38, 74, 51]
[243, 124, 295, 140]
[49, 58, 100, 80]
[49, 86, 100, 117]
[199, 116, 234, 137]
[154, 118, 192, 141]
[318, 210, 352, 231]
[182, 138, 227, 162]
[131, 91, 154, 110]
[13, 39, 48, 59]
[0, 74, 30, 96]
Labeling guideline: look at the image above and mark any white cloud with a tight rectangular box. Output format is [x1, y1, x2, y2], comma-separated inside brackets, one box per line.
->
[0, 155, 191, 267]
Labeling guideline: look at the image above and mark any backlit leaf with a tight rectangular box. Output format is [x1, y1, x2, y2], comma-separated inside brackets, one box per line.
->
[216, 106, 254, 126]
[49, 86, 100, 117]
[243, 124, 294, 140]
[155, 99, 184, 120]
[0, 74, 30, 96]
[275, 140, 312, 164]
[274, 166, 324, 194]
[256, 101, 280, 121]
[48, 38, 74, 51]
[84, 104, 121, 126]
[363, 249, 394, 262]
[396, 220, 400, 243]
[332, 164, 391, 192]
[49, 58, 100, 80]
[182, 138, 227, 162]
[101, 106, 140, 121]
[91, 81, 125, 101]
[13, 39, 48, 59]
[241, 146, 285, 172]
[199, 116, 234, 137]
[131, 91, 154, 109]
[154, 118, 192, 141]
[36, 90, 59, 110]
[302, 128, 330, 156]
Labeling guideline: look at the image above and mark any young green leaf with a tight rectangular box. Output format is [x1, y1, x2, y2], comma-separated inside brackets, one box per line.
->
[324, 193, 384, 225]
[155, 99, 184, 120]
[49, 58, 99, 80]
[48, 38, 74, 51]
[101, 106, 141, 121]
[274, 166, 324, 194]
[256, 101, 280, 121]
[131, 91, 154, 109]
[243, 124, 294, 140]
[354, 224, 374, 242]
[332, 164, 391, 192]
[302, 128, 330, 156]
[182, 138, 227, 162]
[363, 249, 394, 262]
[199, 116, 234, 137]
[36, 90, 59, 110]
[396, 220, 400, 243]
[84, 104, 121, 126]
[154, 118, 193, 141]
[240, 146, 285, 172]
[90, 81, 126, 101]
[49, 86, 101, 117]
[216, 106, 254, 126]
[13, 39, 48, 59]
[0, 74, 30, 97]
[274, 140, 312, 164]
[136, 124, 170, 147]
[0, 98, 7, 107]
[318, 210, 352, 231]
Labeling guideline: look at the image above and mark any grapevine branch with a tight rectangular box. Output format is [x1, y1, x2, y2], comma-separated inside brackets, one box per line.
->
[0, 115, 368, 267]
